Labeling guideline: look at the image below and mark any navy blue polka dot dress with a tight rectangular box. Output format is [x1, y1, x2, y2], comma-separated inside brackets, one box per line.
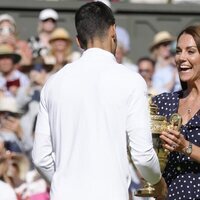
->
[153, 91, 200, 200]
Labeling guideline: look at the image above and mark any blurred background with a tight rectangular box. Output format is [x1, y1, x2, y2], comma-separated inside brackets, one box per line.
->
[0, 1, 199, 199]
[1, 0, 200, 62]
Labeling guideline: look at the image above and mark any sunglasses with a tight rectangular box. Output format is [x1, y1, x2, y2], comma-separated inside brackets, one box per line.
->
[0, 111, 20, 118]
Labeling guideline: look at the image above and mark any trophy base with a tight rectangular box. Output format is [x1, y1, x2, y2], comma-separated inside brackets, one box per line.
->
[134, 184, 156, 197]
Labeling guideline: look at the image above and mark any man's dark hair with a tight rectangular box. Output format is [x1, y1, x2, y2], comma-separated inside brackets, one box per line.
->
[75, 2, 115, 49]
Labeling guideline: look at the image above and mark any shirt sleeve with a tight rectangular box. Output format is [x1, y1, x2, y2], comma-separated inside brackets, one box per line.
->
[32, 85, 55, 184]
[126, 77, 161, 185]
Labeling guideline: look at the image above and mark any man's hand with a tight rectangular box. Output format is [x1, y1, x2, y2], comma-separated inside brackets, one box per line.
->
[153, 177, 168, 200]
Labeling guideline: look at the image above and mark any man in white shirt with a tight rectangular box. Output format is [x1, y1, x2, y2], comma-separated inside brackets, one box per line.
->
[32, 2, 167, 200]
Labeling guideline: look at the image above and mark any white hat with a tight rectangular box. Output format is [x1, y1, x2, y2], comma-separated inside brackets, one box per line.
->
[149, 31, 175, 51]
[0, 14, 16, 25]
[0, 96, 23, 114]
[116, 26, 131, 53]
[39, 8, 59, 21]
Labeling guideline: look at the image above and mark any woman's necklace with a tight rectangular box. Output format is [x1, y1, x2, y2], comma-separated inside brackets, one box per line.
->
[187, 108, 192, 115]
[179, 94, 200, 125]
[180, 90, 200, 116]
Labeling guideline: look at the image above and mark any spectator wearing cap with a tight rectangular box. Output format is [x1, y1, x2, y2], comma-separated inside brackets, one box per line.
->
[0, 44, 30, 98]
[150, 31, 181, 93]
[13, 56, 56, 165]
[115, 26, 138, 72]
[0, 96, 25, 153]
[28, 8, 59, 58]
[0, 13, 33, 67]
[43, 27, 80, 73]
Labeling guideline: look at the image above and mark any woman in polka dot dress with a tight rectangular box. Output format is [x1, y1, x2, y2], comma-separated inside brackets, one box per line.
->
[153, 25, 200, 200]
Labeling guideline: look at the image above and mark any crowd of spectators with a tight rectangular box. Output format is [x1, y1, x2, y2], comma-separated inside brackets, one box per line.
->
[0, 2, 182, 200]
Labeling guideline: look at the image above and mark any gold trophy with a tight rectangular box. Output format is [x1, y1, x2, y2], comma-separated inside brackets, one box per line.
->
[134, 98, 182, 197]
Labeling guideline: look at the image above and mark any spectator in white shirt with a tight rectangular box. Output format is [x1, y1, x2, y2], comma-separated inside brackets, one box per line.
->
[0, 44, 30, 98]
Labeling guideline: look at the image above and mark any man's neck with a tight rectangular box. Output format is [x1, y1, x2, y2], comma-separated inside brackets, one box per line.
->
[87, 37, 113, 54]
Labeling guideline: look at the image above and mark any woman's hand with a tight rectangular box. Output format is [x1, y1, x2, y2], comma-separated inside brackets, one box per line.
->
[160, 129, 188, 153]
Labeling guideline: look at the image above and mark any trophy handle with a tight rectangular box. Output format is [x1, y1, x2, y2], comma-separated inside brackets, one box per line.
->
[169, 113, 182, 131]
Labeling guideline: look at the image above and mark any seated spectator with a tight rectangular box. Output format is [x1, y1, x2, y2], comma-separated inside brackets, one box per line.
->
[43, 27, 80, 73]
[137, 57, 158, 96]
[29, 56, 53, 88]
[8, 153, 31, 199]
[149, 31, 181, 93]
[0, 96, 24, 153]
[17, 57, 54, 160]
[25, 169, 50, 200]
[115, 26, 138, 72]
[1, 138, 48, 200]
[7, 152, 29, 186]
[0, 14, 32, 67]
[28, 8, 59, 58]
[0, 138, 17, 200]
[0, 44, 30, 98]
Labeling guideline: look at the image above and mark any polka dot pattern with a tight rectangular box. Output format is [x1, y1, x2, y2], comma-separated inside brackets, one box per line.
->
[153, 91, 200, 200]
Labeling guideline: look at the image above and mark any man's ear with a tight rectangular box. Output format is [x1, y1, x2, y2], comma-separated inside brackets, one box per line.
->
[76, 36, 84, 50]
[110, 24, 117, 44]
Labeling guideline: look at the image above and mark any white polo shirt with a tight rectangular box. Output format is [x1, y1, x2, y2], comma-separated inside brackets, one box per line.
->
[32, 48, 161, 200]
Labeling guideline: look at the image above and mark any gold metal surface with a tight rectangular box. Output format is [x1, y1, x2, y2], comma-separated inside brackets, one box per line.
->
[134, 98, 182, 197]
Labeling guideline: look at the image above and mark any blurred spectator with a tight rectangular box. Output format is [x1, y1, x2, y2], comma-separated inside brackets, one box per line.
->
[150, 31, 181, 93]
[18, 57, 54, 158]
[137, 57, 158, 96]
[0, 139, 17, 200]
[115, 26, 138, 72]
[1, 136, 49, 200]
[29, 56, 53, 88]
[7, 153, 29, 188]
[24, 169, 50, 200]
[169, 40, 183, 92]
[0, 13, 32, 67]
[0, 96, 24, 153]
[95, 1, 138, 72]
[0, 44, 30, 98]
[43, 27, 80, 73]
[9, 153, 30, 200]
[28, 8, 59, 58]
